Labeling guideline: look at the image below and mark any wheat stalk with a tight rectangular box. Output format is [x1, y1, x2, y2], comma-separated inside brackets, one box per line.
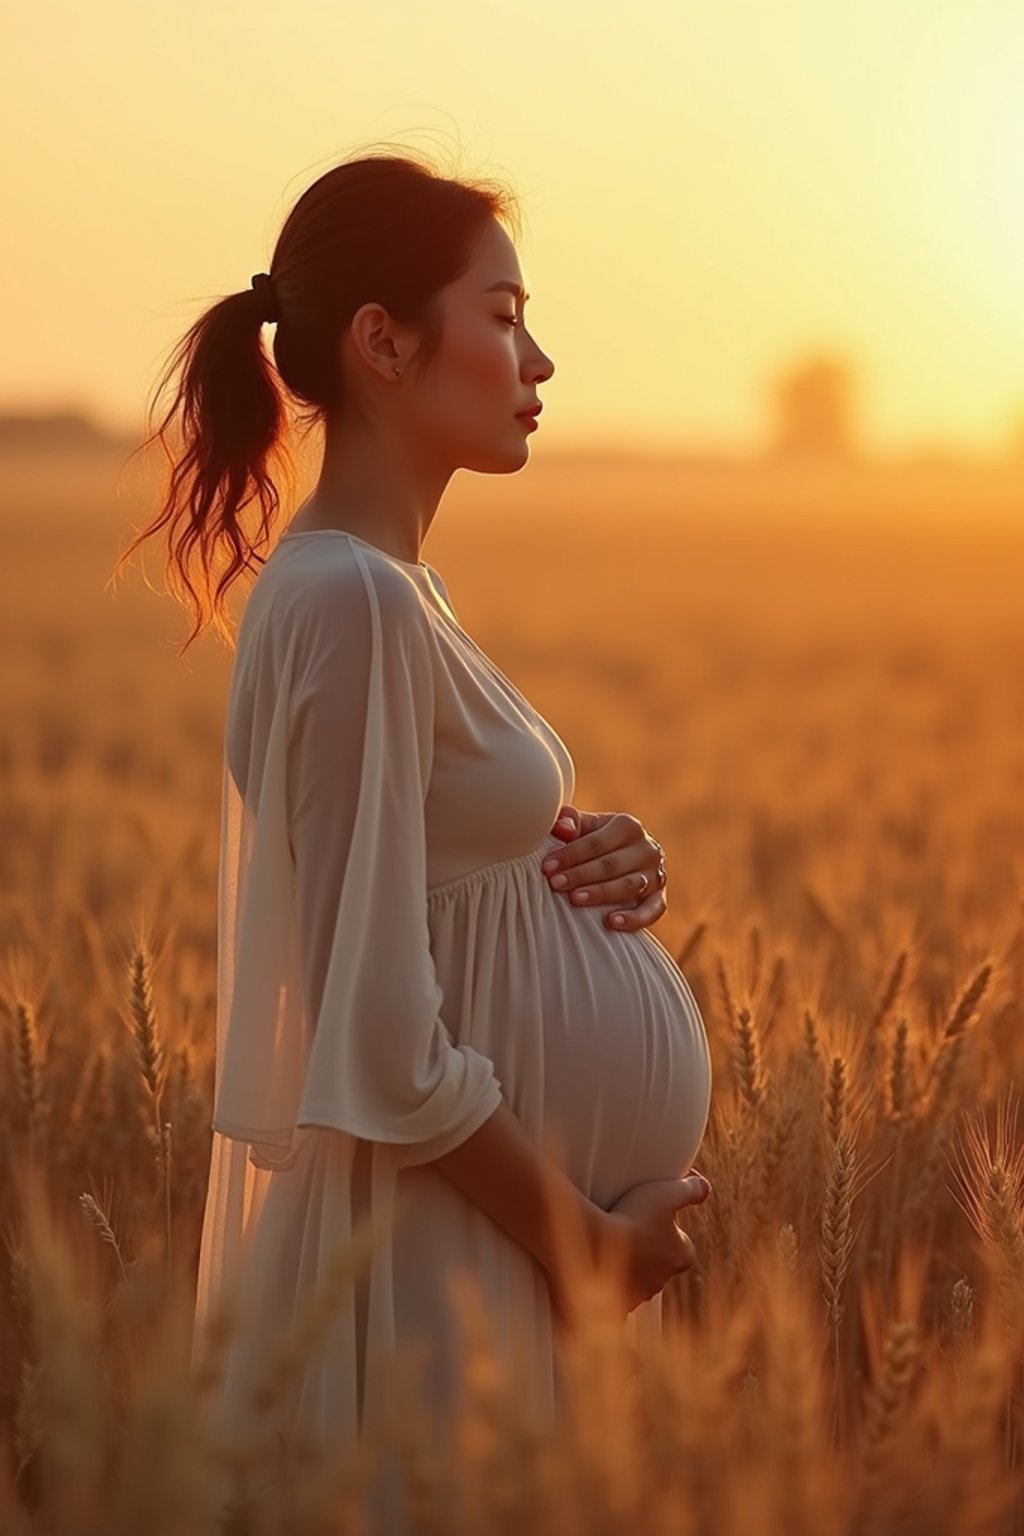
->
[949, 1089, 1024, 1324]
[746, 922, 764, 994]
[802, 1007, 821, 1070]
[887, 1016, 909, 1124]
[824, 1054, 847, 1145]
[9, 997, 46, 1143]
[78, 1192, 130, 1282]
[776, 1222, 799, 1279]
[714, 951, 740, 1032]
[11, 1356, 44, 1480]
[127, 941, 166, 1107]
[854, 1316, 921, 1523]
[948, 1275, 975, 1356]
[733, 1006, 766, 1113]
[820, 1125, 857, 1333]
[924, 960, 992, 1111]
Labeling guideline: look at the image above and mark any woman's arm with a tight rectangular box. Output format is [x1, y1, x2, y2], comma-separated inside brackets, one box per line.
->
[431, 1096, 607, 1319]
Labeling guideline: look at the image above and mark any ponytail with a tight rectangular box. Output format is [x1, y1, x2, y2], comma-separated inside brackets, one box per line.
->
[112, 145, 519, 655]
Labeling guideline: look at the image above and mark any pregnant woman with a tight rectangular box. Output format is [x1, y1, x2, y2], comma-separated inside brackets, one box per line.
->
[121, 148, 713, 1529]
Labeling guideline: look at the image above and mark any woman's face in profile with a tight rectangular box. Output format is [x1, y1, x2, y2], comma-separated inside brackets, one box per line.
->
[340, 216, 555, 475]
[411, 216, 556, 473]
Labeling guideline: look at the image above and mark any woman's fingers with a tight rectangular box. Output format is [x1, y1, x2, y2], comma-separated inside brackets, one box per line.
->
[601, 888, 668, 932]
[541, 821, 665, 930]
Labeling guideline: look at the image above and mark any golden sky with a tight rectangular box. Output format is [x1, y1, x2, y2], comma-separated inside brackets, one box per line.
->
[4, 0, 1024, 457]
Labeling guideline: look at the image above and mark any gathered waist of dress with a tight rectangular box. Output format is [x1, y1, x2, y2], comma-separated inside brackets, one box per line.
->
[426, 831, 564, 909]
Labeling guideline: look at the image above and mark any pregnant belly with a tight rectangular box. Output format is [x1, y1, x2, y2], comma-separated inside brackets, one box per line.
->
[427, 849, 713, 1212]
[532, 895, 713, 1208]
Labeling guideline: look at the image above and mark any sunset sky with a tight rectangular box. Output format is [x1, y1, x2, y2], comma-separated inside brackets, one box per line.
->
[4, 0, 1024, 458]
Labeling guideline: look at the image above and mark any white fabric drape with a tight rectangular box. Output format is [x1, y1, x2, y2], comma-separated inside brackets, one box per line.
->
[190, 532, 712, 1532]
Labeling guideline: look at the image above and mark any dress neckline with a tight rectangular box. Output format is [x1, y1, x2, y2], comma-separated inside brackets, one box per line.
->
[276, 525, 467, 619]
[278, 526, 431, 573]
[276, 526, 547, 732]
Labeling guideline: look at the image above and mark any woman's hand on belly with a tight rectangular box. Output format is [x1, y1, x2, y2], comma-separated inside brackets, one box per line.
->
[544, 807, 668, 933]
[599, 1172, 712, 1317]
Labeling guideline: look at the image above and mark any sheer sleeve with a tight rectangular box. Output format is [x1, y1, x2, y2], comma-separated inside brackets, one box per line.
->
[282, 552, 503, 1161]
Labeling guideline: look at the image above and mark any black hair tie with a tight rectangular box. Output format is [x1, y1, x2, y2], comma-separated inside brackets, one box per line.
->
[250, 271, 280, 324]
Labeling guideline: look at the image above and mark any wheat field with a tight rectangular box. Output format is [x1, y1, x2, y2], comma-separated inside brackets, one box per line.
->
[3, 443, 1024, 1533]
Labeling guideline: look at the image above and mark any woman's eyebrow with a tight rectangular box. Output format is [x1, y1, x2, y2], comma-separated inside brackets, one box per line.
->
[484, 280, 530, 302]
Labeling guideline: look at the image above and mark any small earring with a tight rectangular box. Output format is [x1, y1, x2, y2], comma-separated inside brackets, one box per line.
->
[393, 366, 401, 377]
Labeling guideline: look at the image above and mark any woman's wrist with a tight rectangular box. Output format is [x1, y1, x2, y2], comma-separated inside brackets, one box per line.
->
[541, 1189, 617, 1296]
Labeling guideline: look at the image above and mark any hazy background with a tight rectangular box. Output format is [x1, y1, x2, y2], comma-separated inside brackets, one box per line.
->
[4, 0, 1024, 461]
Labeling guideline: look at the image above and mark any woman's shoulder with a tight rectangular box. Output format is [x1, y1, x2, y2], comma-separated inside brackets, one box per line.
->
[260, 533, 431, 616]
[240, 534, 438, 670]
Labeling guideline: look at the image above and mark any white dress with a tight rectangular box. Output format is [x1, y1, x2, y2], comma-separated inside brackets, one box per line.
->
[191, 528, 712, 1530]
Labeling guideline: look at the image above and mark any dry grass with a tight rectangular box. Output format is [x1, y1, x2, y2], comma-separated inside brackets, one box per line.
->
[4, 447, 1024, 1531]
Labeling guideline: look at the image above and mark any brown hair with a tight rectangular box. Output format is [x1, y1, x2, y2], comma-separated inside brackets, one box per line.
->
[114, 145, 521, 654]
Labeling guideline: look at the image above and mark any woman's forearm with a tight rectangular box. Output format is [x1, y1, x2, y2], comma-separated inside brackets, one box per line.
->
[430, 1096, 606, 1290]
